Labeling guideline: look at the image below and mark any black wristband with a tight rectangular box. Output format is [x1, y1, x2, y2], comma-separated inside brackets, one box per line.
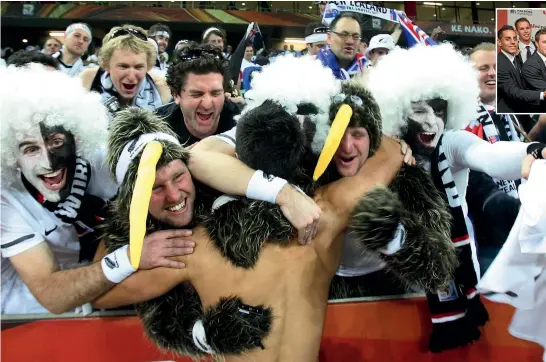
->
[526, 143, 545, 159]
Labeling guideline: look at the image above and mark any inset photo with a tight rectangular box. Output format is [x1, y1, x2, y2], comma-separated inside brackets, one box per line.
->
[496, 8, 546, 114]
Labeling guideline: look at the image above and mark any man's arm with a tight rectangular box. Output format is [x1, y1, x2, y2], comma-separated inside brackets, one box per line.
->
[317, 136, 404, 237]
[93, 264, 188, 309]
[10, 243, 114, 314]
[522, 58, 546, 91]
[445, 131, 545, 181]
[189, 131, 321, 243]
[78, 67, 99, 91]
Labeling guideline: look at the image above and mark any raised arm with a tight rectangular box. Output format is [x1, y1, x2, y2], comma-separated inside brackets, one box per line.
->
[317, 136, 404, 237]
[444, 130, 546, 180]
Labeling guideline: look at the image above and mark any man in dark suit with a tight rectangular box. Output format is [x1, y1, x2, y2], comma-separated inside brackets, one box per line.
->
[522, 29, 546, 98]
[496, 25, 545, 113]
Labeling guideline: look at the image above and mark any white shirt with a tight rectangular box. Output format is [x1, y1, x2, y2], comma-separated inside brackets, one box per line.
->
[501, 49, 517, 68]
[479, 160, 546, 360]
[1, 149, 118, 314]
[518, 40, 536, 64]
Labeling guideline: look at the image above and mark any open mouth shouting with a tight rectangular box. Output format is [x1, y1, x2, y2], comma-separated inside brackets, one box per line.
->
[166, 198, 187, 215]
[121, 82, 138, 95]
[418, 132, 437, 146]
[196, 111, 214, 125]
[337, 155, 356, 167]
[39, 168, 67, 191]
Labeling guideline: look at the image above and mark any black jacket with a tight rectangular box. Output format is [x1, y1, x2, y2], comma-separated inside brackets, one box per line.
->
[497, 51, 542, 113]
[155, 100, 240, 146]
[522, 52, 546, 92]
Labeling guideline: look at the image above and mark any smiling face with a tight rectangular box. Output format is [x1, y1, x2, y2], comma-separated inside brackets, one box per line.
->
[105, 48, 148, 102]
[498, 29, 518, 56]
[174, 72, 225, 139]
[471, 49, 496, 105]
[149, 159, 196, 227]
[333, 127, 370, 177]
[404, 98, 447, 157]
[16, 124, 76, 202]
[515, 20, 531, 43]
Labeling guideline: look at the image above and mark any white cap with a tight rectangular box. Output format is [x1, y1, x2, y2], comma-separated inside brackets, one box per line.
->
[365, 34, 395, 57]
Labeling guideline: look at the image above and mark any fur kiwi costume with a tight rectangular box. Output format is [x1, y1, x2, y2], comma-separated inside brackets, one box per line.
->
[103, 108, 274, 358]
[324, 81, 457, 294]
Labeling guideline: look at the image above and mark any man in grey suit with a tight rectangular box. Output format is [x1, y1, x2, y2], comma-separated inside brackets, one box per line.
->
[522, 29, 546, 97]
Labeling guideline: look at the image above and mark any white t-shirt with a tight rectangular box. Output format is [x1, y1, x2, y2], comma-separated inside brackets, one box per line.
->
[1, 149, 118, 314]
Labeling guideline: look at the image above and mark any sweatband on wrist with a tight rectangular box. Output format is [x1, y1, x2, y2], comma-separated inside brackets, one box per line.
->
[527, 142, 545, 159]
[101, 245, 137, 283]
[246, 170, 287, 204]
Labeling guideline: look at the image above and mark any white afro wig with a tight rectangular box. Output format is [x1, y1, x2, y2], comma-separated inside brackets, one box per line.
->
[366, 43, 479, 138]
[242, 54, 341, 153]
[1, 64, 109, 185]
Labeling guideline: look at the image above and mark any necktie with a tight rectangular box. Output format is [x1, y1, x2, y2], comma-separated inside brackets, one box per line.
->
[513, 58, 519, 72]
[526, 46, 532, 62]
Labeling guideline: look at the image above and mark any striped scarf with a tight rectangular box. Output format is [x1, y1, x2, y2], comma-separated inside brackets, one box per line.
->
[427, 135, 489, 352]
[465, 103, 522, 198]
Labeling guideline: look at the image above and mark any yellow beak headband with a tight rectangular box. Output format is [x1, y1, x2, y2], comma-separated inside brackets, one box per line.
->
[115, 132, 180, 269]
[313, 104, 353, 181]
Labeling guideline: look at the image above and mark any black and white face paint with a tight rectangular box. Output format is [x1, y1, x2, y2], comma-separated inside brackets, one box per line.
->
[16, 123, 76, 202]
[403, 98, 447, 157]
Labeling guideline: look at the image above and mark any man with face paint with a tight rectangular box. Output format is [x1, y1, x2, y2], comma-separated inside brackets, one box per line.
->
[0, 66, 195, 315]
[368, 43, 546, 352]
[52, 22, 91, 77]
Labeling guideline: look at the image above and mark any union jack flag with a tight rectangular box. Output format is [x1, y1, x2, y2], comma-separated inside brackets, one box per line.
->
[395, 11, 437, 47]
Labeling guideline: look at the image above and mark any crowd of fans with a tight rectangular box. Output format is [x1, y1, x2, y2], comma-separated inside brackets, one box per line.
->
[1, 8, 546, 360]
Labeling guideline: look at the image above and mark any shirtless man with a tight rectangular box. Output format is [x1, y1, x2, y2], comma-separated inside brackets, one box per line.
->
[93, 101, 403, 361]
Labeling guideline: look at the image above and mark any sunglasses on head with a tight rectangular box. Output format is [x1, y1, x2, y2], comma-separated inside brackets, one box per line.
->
[333, 93, 363, 107]
[314, 27, 329, 34]
[110, 28, 148, 42]
[179, 48, 222, 62]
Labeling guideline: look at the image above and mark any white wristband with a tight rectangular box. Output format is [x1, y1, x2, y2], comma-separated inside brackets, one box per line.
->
[246, 170, 287, 204]
[101, 245, 137, 283]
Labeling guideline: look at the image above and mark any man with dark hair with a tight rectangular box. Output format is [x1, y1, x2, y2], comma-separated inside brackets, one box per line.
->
[156, 44, 240, 146]
[514, 17, 536, 64]
[497, 25, 545, 113]
[149, 23, 171, 73]
[317, 12, 366, 79]
[7, 50, 60, 70]
[522, 29, 546, 97]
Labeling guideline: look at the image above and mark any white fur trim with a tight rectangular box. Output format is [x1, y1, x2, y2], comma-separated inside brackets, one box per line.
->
[239, 54, 341, 154]
[366, 43, 479, 138]
[192, 320, 215, 354]
[0, 64, 109, 187]
[115, 132, 179, 184]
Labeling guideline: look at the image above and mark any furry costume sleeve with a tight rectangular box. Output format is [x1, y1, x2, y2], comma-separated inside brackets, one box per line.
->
[349, 165, 457, 292]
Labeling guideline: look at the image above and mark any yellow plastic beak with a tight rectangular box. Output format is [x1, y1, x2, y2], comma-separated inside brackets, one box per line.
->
[313, 104, 353, 181]
[129, 141, 163, 269]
